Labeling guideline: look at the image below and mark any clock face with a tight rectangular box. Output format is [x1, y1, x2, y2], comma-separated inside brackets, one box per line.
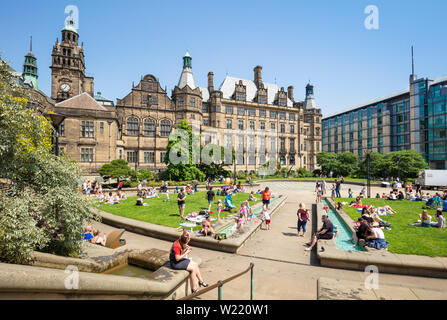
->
[60, 83, 70, 92]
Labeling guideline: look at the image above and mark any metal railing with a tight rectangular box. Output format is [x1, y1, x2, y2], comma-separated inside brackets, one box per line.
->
[179, 263, 254, 300]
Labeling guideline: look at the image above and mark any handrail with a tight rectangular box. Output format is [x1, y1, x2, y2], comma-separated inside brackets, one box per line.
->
[178, 263, 254, 300]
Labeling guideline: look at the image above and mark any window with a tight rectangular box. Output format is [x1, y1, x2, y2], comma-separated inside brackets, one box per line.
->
[100, 122, 104, 134]
[59, 147, 65, 155]
[250, 121, 255, 130]
[279, 112, 286, 120]
[289, 113, 296, 120]
[280, 123, 285, 133]
[127, 151, 137, 163]
[81, 121, 94, 138]
[225, 106, 233, 114]
[280, 156, 286, 165]
[203, 119, 210, 126]
[270, 123, 275, 130]
[260, 122, 265, 130]
[126, 117, 139, 136]
[160, 120, 171, 137]
[237, 107, 245, 116]
[289, 156, 295, 165]
[144, 152, 155, 163]
[238, 120, 244, 130]
[160, 152, 166, 163]
[303, 141, 307, 151]
[278, 99, 286, 106]
[305, 117, 313, 123]
[143, 119, 156, 137]
[236, 92, 245, 101]
[290, 139, 295, 152]
[81, 148, 93, 162]
[177, 96, 184, 107]
[190, 98, 196, 107]
[259, 110, 266, 117]
[119, 150, 122, 159]
[190, 114, 195, 119]
[258, 96, 267, 104]
[247, 109, 256, 117]
[280, 138, 286, 153]
[270, 111, 277, 119]
[202, 104, 209, 113]
[152, 96, 158, 105]
[290, 124, 295, 134]
[59, 120, 65, 137]
[226, 119, 232, 129]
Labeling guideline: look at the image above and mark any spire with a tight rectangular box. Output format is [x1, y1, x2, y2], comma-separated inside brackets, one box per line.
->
[23, 36, 38, 89]
[178, 51, 196, 89]
[304, 82, 316, 109]
[411, 46, 415, 76]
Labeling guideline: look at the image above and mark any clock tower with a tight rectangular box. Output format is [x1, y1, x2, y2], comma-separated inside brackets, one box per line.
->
[50, 17, 94, 102]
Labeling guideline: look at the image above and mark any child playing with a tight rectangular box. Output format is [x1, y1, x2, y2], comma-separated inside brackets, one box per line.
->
[216, 200, 223, 220]
[249, 191, 257, 202]
[164, 190, 170, 202]
[262, 207, 271, 230]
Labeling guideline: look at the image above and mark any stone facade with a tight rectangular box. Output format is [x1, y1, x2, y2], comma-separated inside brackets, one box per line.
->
[47, 21, 322, 177]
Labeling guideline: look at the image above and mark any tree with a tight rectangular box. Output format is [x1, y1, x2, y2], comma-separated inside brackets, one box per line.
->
[197, 145, 232, 179]
[336, 152, 359, 177]
[384, 150, 428, 180]
[359, 152, 385, 178]
[316, 152, 339, 176]
[97, 159, 133, 182]
[162, 120, 205, 181]
[0, 59, 98, 264]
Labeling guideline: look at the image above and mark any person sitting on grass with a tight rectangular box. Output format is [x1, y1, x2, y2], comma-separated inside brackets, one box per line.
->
[136, 197, 148, 206]
[91, 229, 106, 246]
[397, 191, 405, 200]
[409, 210, 432, 227]
[200, 215, 216, 236]
[305, 215, 334, 252]
[249, 191, 257, 202]
[365, 226, 389, 250]
[430, 209, 446, 229]
[349, 196, 363, 207]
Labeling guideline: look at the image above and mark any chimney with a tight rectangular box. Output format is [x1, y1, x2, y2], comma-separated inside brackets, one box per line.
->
[254, 65, 262, 88]
[288, 86, 294, 101]
[208, 72, 214, 92]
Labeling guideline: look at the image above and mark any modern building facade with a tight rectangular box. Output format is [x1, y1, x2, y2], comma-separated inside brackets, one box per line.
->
[17, 16, 322, 177]
[322, 72, 447, 169]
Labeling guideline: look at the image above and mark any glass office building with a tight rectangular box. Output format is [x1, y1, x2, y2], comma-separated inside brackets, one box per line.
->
[323, 74, 447, 169]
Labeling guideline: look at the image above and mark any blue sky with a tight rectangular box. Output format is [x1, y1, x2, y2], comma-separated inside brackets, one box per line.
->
[1, 0, 447, 115]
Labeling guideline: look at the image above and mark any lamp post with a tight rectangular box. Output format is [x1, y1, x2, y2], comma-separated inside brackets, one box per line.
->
[366, 151, 371, 198]
[46, 112, 66, 156]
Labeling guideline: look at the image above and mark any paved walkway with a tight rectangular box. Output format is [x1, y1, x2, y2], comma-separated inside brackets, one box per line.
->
[92, 181, 447, 300]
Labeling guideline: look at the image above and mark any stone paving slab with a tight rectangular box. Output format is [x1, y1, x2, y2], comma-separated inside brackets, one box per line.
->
[318, 277, 447, 300]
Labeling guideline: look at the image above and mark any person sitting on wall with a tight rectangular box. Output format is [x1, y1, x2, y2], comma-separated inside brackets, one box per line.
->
[84, 226, 94, 241]
[91, 229, 106, 246]
[200, 215, 216, 236]
[304, 215, 334, 252]
[169, 233, 208, 294]
[365, 226, 389, 250]
[350, 217, 369, 245]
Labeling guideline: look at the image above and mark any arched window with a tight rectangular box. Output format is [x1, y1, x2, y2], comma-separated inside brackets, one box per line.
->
[143, 118, 156, 137]
[289, 156, 295, 165]
[160, 120, 171, 137]
[126, 117, 139, 136]
[280, 156, 286, 165]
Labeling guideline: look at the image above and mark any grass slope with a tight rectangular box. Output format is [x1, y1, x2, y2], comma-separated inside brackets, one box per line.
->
[337, 198, 447, 257]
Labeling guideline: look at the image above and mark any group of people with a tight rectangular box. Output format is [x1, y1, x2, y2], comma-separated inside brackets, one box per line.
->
[97, 191, 127, 204]
[316, 179, 342, 202]
[409, 209, 446, 228]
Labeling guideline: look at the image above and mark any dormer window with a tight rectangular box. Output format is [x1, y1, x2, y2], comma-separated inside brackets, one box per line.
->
[258, 96, 267, 104]
[236, 92, 245, 101]
[278, 98, 286, 106]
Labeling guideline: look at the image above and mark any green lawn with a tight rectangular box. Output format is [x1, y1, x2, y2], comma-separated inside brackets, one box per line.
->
[94, 191, 261, 229]
[337, 198, 447, 257]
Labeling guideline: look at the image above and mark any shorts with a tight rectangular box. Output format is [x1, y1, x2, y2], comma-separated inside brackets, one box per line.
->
[178, 203, 185, 209]
[265, 219, 271, 225]
[317, 233, 333, 240]
[262, 199, 270, 205]
[208, 200, 213, 206]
